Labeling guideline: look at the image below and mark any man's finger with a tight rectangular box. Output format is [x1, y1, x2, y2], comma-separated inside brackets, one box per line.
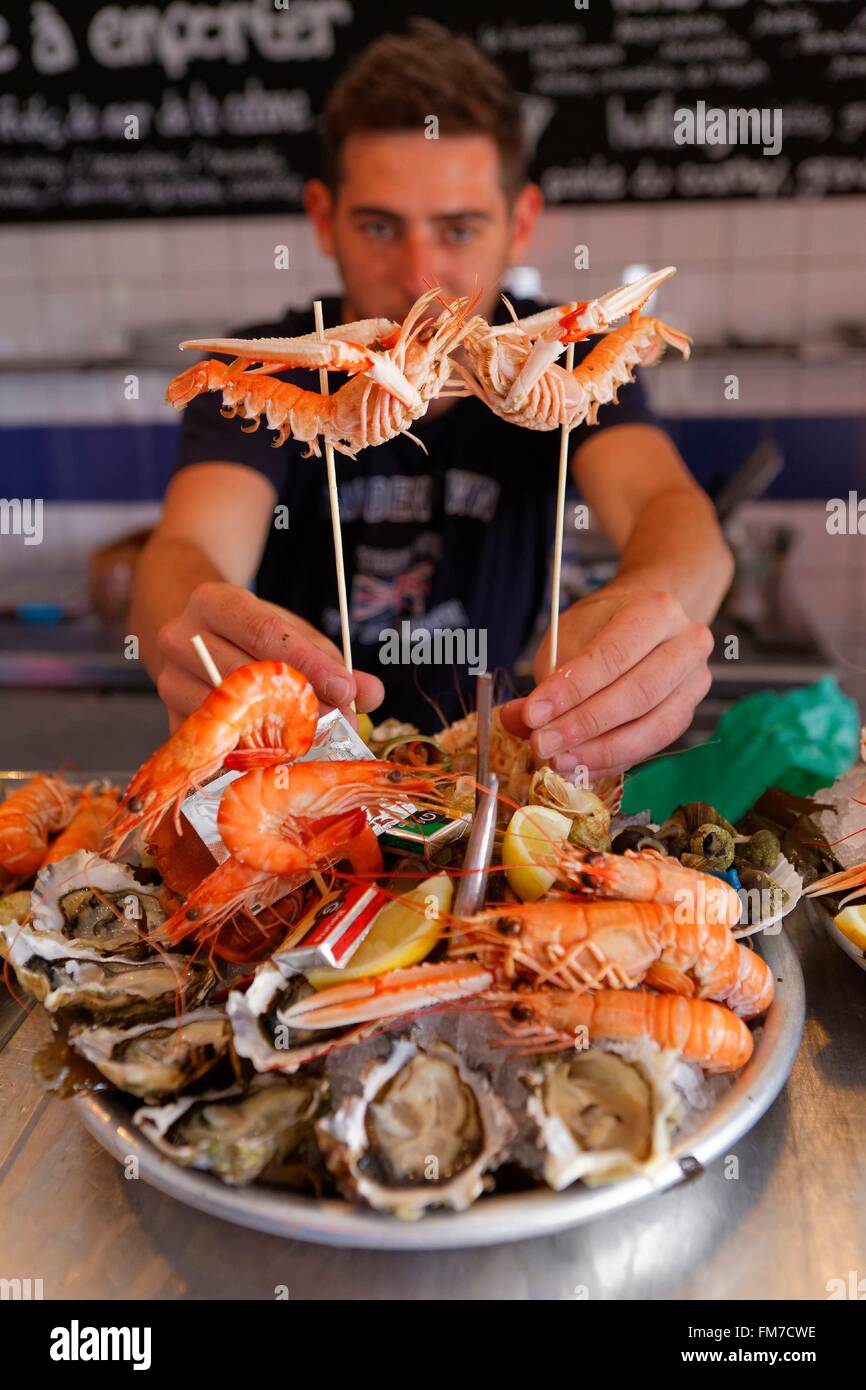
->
[524, 591, 684, 729]
[551, 666, 712, 773]
[353, 670, 386, 714]
[190, 583, 357, 706]
[530, 626, 712, 759]
[156, 664, 213, 723]
[158, 621, 255, 685]
[499, 697, 531, 740]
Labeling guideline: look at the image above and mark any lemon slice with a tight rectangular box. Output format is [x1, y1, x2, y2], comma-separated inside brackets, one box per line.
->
[307, 873, 452, 989]
[502, 805, 571, 902]
[0, 891, 31, 926]
[834, 904, 866, 952]
[356, 712, 374, 746]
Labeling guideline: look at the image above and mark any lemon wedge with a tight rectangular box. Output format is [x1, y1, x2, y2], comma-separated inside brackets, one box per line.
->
[834, 904, 866, 952]
[307, 873, 452, 989]
[502, 805, 571, 902]
[356, 713, 374, 745]
[0, 891, 31, 926]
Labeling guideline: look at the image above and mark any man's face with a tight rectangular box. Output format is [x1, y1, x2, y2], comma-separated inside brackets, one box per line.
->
[305, 132, 541, 326]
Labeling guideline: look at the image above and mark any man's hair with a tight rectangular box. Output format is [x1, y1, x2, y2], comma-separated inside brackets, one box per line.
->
[322, 19, 528, 201]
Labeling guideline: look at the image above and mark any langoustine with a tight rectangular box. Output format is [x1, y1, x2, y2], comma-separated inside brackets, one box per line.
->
[453, 899, 773, 1019]
[166, 287, 482, 458]
[454, 267, 690, 432]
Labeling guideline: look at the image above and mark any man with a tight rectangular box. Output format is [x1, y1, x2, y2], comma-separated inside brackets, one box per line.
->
[132, 21, 732, 778]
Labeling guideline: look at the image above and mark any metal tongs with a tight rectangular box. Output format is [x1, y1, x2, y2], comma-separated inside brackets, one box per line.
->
[452, 673, 497, 924]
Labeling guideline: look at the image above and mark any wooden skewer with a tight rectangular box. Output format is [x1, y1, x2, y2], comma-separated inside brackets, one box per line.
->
[190, 634, 328, 897]
[548, 340, 575, 675]
[192, 632, 222, 688]
[313, 299, 354, 711]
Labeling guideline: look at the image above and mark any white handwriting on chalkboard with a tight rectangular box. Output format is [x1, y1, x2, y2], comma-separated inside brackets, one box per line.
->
[31, 1, 77, 76]
[86, 0, 353, 80]
[0, 16, 18, 74]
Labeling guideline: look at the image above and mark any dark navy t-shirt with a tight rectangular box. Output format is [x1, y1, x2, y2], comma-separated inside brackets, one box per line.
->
[175, 295, 655, 729]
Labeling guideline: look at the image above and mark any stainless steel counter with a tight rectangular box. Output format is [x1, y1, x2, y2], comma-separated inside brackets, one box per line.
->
[1, 898, 864, 1301]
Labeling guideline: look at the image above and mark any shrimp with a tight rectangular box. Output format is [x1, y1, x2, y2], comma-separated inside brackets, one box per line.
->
[41, 783, 119, 866]
[108, 661, 319, 848]
[553, 846, 742, 928]
[496, 988, 754, 1073]
[455, 900, 773, 1019]
[217, 761, 437, 875]
[161, 850, 307, 961]
[161, 796, 388, 959]
[0, 775, 79, 883]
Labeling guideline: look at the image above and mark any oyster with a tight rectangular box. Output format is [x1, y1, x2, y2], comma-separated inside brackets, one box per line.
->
[70, 1008, 231, 1100]
[135, 1074, 325, 1186]
[316, 1038, 515, 1219]
[0, 921, 213, 1018]
[523, 1043, 682, 1190]
[28, 851, 164, 954]
[228, 961, 334, 1073]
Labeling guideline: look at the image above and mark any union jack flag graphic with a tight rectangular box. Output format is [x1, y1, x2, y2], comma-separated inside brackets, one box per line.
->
[351, 561, 433, 623]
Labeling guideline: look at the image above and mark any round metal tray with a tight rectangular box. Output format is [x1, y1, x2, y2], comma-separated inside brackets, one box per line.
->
[75, 930, 804, 1251]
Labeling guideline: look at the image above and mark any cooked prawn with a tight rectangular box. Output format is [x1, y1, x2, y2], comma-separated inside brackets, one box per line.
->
[108, 661, 319, 848]
[0, 775, 79, 883]
[160, 855, 303, 953]
[41, 783, 119, 866]
[217, 761, 436, 875]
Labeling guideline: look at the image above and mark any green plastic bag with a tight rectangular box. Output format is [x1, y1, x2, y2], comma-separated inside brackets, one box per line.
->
[621, 677, 860, 824]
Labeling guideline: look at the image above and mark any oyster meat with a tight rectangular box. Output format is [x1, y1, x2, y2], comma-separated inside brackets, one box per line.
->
[317, 1038, 515, 1219]
[523, 1042, 682, 1190]
[0, 921, 214, 1018]
[135, 1074, 325, 1186]
[28, 851, 164, 954]
[228, 961, 342, 1073]
[70, 1008, 231, 1100]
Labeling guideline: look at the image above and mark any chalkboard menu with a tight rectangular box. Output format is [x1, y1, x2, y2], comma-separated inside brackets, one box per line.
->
[1, 0, 863, 220]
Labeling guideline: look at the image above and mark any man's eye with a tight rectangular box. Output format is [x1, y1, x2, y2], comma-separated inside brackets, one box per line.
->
[442, 224, 477, 245]
[361, 221, 397, 242]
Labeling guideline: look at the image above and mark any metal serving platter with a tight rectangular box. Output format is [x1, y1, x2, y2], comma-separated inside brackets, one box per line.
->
[0, 772, 805, 1249]
[74, 930, 804, 1251]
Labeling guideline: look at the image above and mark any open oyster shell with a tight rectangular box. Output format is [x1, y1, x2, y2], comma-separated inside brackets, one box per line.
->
[0, 921, 213, 1018]
[135, 1074, 325, 1186]
[228, 962, 337, 1073]
[523, 1041, 682, 1190]
[28, 851, 164, 954]
[70, 1008, 231, 1100]
[316, 1038, 516, 1220]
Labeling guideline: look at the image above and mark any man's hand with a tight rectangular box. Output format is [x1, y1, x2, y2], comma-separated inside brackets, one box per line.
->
[500, 587, 713, 775]
[156, 581, 385, 731]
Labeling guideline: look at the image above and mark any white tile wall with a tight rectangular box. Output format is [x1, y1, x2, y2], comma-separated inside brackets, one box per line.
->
[0, 198, 863, 420]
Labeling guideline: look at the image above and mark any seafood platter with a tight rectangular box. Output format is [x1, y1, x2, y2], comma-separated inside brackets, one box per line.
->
[0, 660, 817, 1249]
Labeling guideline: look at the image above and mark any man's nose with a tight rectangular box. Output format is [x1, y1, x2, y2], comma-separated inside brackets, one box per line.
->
[398, 228, 442, 300]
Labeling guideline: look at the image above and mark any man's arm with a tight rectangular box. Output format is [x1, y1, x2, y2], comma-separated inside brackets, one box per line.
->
[130, 462, 384, 727]
[501, 424, 734, 774]
[131, 463, 274, 675]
